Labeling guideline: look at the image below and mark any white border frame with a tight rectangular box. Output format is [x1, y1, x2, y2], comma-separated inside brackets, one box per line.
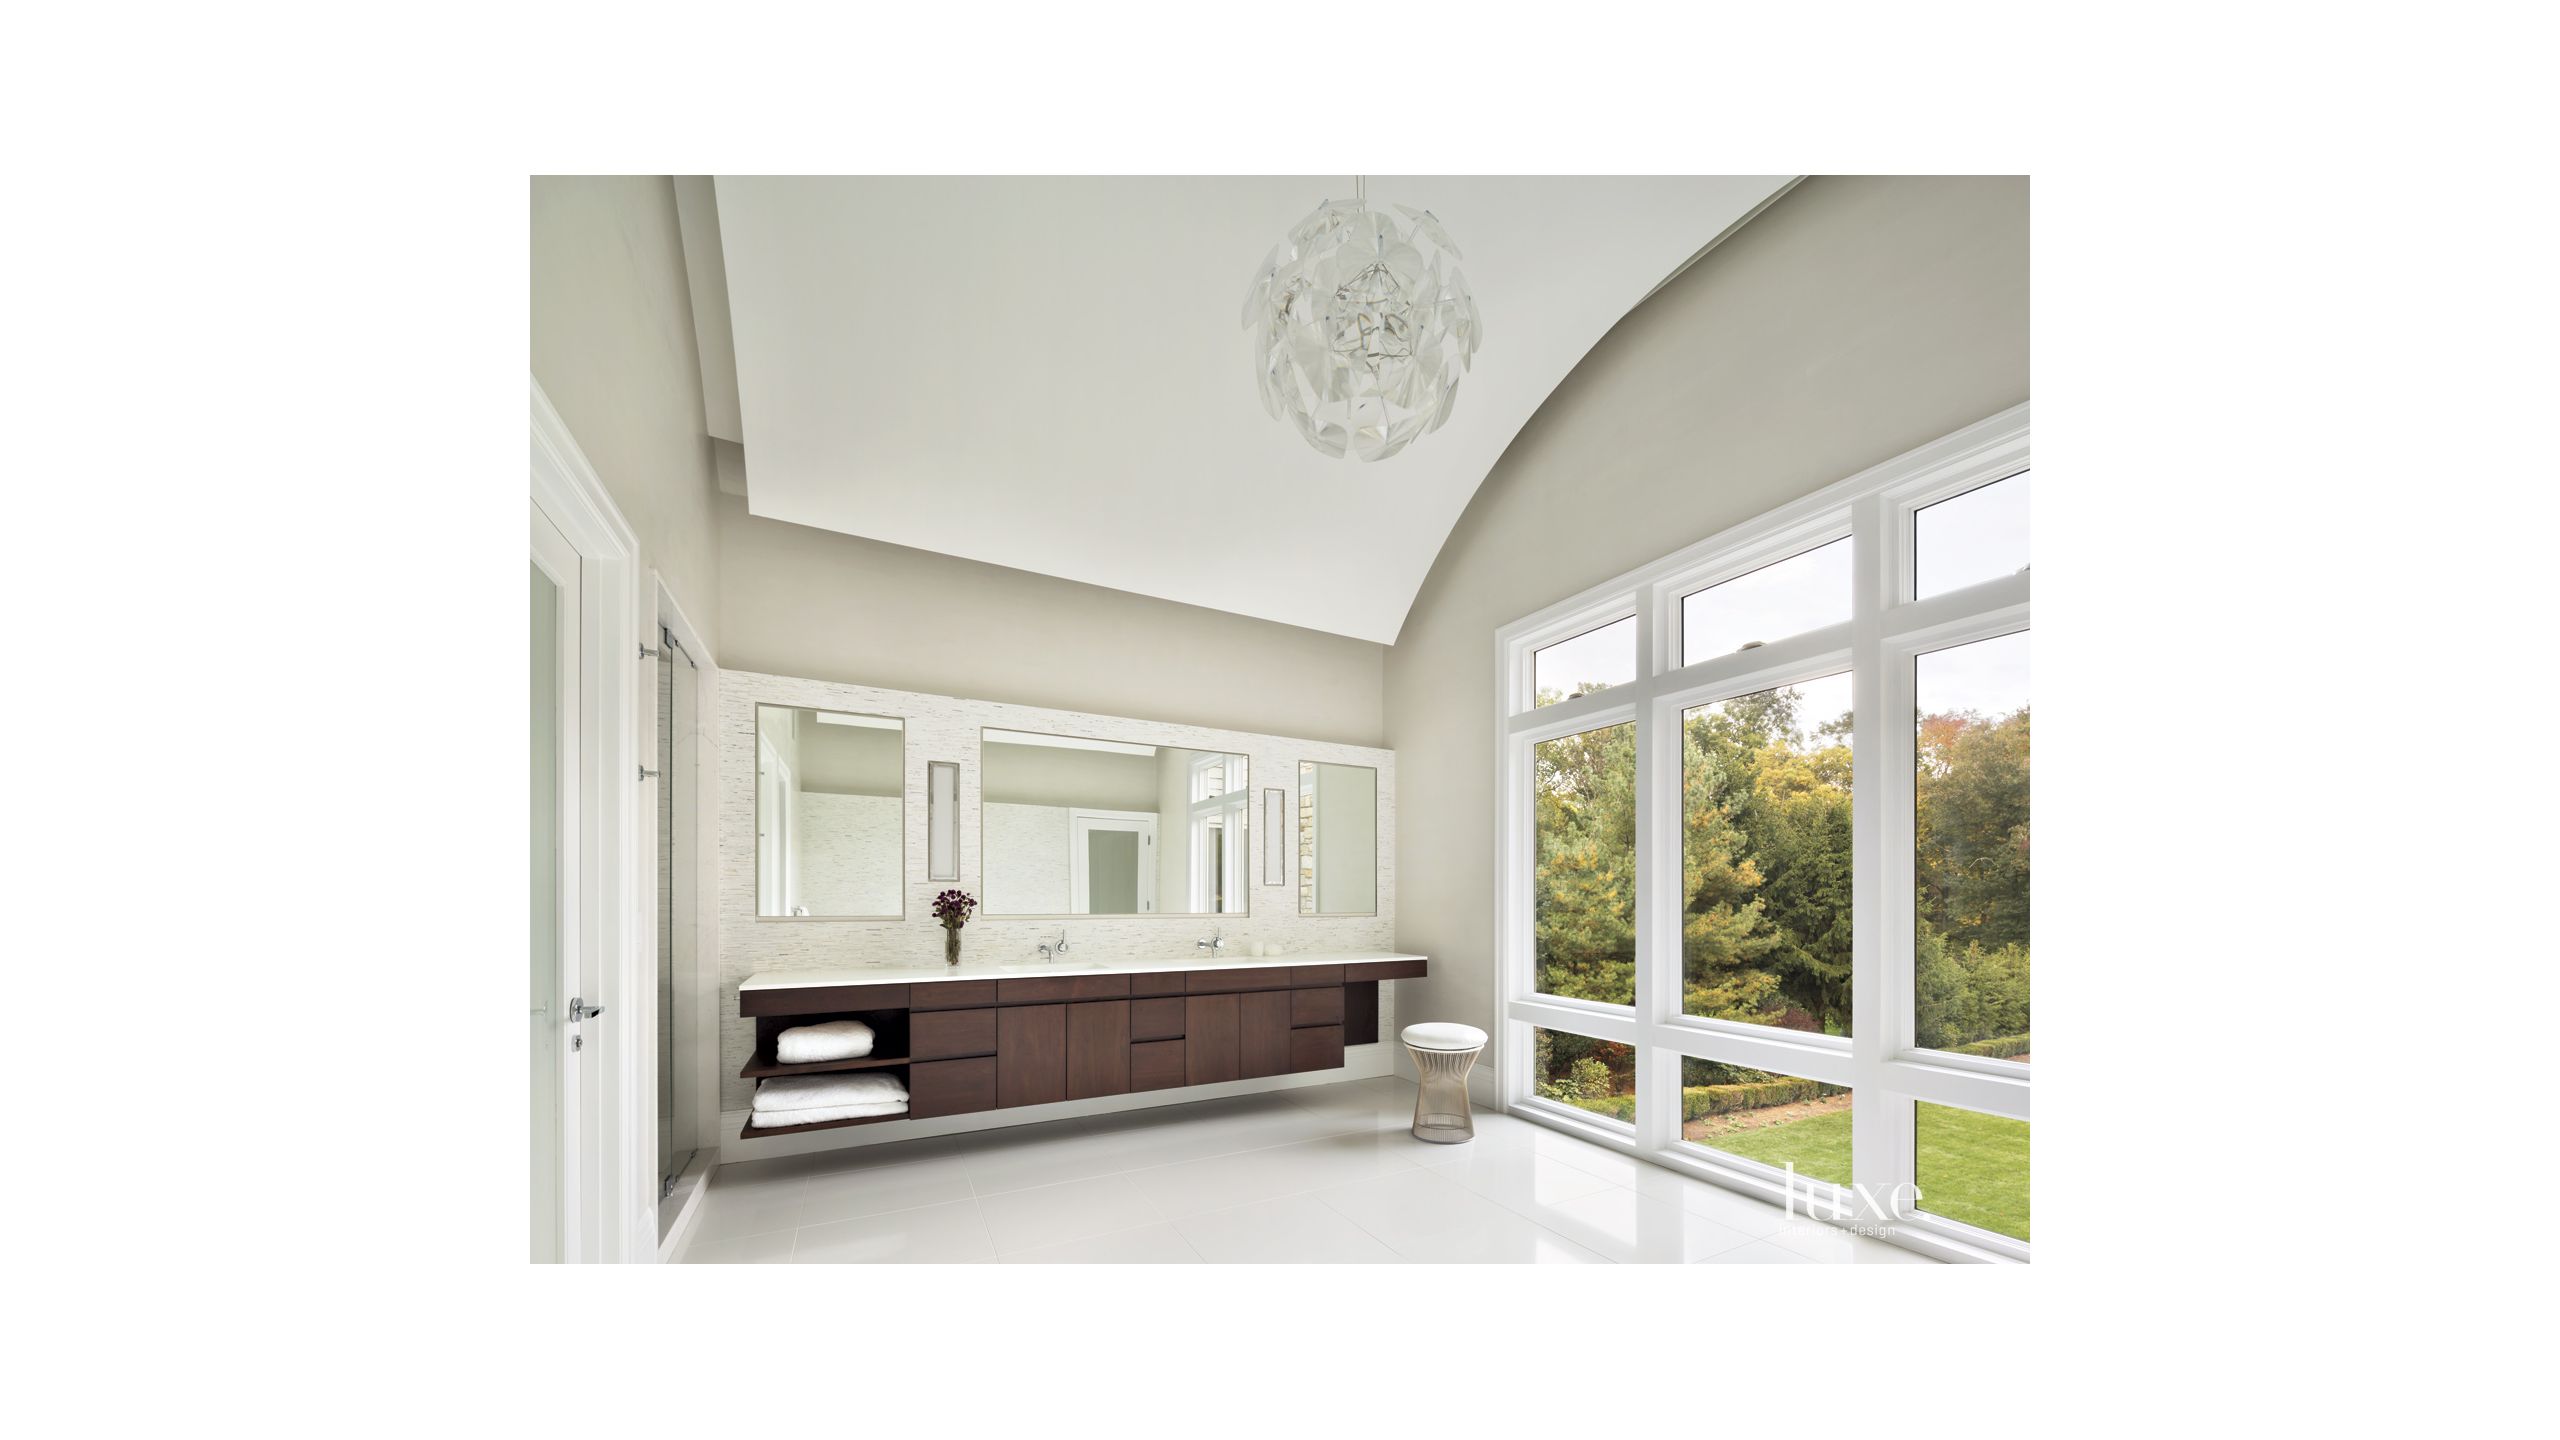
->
[1493, 402, 2031, 1262]
[532, 378, 651, 1263]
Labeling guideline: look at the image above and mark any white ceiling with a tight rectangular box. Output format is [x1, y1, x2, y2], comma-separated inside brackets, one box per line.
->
[712, 176, 1793, 643]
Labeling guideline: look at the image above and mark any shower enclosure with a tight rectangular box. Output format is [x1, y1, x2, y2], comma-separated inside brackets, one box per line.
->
[656, 624, 703, 1222]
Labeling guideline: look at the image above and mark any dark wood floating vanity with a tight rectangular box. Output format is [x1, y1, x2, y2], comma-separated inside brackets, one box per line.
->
[736, 955, 1428, 1139]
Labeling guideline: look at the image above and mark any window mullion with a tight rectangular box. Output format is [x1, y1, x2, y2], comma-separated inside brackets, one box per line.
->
[1631, 580, 1679, 1152]
[1849, 489, 1912, 1221]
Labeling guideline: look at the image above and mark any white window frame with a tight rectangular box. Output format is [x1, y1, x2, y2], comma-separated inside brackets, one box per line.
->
[1492, 402, 2031, 1263]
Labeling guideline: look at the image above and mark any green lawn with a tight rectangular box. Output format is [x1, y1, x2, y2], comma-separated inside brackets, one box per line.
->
[1703, 1103, 2030, 1241]
[1914, 1102, 2030, 1241]
[1705, 1108, 1854, 1187]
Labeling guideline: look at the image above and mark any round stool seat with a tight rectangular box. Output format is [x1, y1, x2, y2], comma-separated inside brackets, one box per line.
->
[1400, 1022, 1487, 1144]
[1401, 1022, 1488, 1052]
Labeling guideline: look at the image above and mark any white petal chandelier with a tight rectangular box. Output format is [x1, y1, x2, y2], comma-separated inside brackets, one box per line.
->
[1241, 182, 1481, 462]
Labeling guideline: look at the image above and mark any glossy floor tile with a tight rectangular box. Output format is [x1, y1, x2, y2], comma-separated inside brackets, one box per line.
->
[680, 1076, 1945, 1264]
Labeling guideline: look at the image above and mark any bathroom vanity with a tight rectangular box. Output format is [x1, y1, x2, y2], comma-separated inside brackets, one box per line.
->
[736, 951, 1427, 1138]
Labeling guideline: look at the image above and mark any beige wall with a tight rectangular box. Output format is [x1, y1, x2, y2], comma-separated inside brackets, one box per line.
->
[718, 494, 1385, 746]
[531, 176, 724, 650]
[1382, 176, 2030, 1070]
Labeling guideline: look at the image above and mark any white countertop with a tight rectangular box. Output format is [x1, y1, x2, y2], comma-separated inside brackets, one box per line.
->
[739, 950, 1427, 991]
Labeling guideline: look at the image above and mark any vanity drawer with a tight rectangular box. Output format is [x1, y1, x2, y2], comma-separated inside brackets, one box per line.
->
[909, 1057, 997, 1118]
[1343, 959, 1427, 983]
[910, 1007, 998, 1060]
[1131, 995, 1186, 1040]
[1290, 987, 1343, 1028]
[1129, 970, 1188, 997]
[1186, 967, 1277, 994]
[1289, 964, 1344, 988]
[1288, 1025, 1345, 1074]
[997, 976, 1077, 1004]
[910, 980, 998, 1010]
[740, 983, 909, 1018]
[1130, 1040, 1185, 1092]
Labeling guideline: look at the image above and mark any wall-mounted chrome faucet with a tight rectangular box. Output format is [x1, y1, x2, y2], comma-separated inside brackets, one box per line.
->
[1038, 928, 1073, 961]
[1196, 929, 1226, 953]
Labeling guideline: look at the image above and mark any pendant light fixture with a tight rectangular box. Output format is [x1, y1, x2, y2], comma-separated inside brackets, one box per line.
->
[1240, 177, 1482, 462]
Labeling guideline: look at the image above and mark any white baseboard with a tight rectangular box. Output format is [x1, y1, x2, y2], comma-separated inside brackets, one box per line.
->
[715, 1042, 1395, 1166]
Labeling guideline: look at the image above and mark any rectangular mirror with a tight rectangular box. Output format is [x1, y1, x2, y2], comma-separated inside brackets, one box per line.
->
[981, 728, 1248, 916]
[755, 705, 905, 918]
[926, 761, 960, 881]
[1297, 761, 1377, 915]
[1261, 787, 1287, 886]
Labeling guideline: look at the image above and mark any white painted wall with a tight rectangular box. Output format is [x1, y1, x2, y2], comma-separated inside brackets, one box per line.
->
[716, 494, 1386, 748]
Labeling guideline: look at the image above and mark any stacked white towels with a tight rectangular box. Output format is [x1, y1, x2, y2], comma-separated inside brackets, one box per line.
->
[749, 1071, 909, 1128]
[775, 1019, 875, 1064]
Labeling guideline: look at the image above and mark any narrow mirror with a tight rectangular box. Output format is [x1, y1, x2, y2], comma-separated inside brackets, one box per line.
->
[754, 705, 906, 918]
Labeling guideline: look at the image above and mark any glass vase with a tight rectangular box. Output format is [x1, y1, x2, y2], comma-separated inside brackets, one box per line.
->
[944, 926, 961, 967]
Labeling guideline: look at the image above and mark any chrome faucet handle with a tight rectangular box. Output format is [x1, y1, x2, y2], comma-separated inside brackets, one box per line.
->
[1196, 930, 1226, 951]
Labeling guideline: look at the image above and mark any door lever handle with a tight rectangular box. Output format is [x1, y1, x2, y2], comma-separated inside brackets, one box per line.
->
[569, 997, 605, 1022]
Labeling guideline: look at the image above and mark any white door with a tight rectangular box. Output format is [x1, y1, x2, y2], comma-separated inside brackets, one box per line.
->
[531, 503, 582, 1263]
[1068, 810, 1158, 914]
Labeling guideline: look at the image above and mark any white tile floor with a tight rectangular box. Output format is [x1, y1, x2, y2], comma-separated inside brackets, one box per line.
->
[683, 1076, 1938, 1264]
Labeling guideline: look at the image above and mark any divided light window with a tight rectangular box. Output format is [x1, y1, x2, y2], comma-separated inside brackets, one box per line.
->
[1533, 1026, 1635, 1126]
[1680, 672, 1852, 1033]
[1496, 407, 2030, 1258]
[1914, 630, 2030, 1061]
[1914, 472, 2030, 598]
[1681, 537, 1850, 665]
[1533, 615, 1635, 707]
[1532, 721, 1635, 1005]
[1677, 1056, 1851, 1187]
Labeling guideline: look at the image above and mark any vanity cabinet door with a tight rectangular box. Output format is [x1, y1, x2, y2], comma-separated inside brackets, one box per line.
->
[910, 1058, 997, 1118]
[1239, 991, 1292, 1080]
[997, 1004, 1067, 1108]
[1065, 1000, 1131, 1101]
[1184, 994, 1241, 1085]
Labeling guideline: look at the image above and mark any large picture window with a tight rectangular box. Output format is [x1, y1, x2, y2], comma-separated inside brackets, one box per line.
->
[1496, 404, 2030, 1262]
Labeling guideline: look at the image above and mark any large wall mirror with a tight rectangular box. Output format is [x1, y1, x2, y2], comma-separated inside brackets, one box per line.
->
[1297, 760, 1378, 915]
[982, 728, 1248, 916]
[755, 705, 905, 918]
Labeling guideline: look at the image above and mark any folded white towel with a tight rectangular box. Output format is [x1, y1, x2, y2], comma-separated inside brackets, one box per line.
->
[775, 1019, 875, 1064]
[751, 1071, 909, 1113]
[747, 1099, 909, 1128]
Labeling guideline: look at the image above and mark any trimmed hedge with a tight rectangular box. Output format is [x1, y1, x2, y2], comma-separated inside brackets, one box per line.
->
[1684, 1076, 1836, 1119]
[1947, 1032, 2031, 1060]
[1560, 1076, 1847, 1126]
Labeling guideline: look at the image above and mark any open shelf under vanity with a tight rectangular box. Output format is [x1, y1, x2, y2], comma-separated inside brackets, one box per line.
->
[736, 1008, 916, 1138]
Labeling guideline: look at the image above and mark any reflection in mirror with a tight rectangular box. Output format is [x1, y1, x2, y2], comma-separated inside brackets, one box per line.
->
[981, 729, 1247, 916]
[755, 705, 905, 918]
[1297, 761, 1378, 914]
